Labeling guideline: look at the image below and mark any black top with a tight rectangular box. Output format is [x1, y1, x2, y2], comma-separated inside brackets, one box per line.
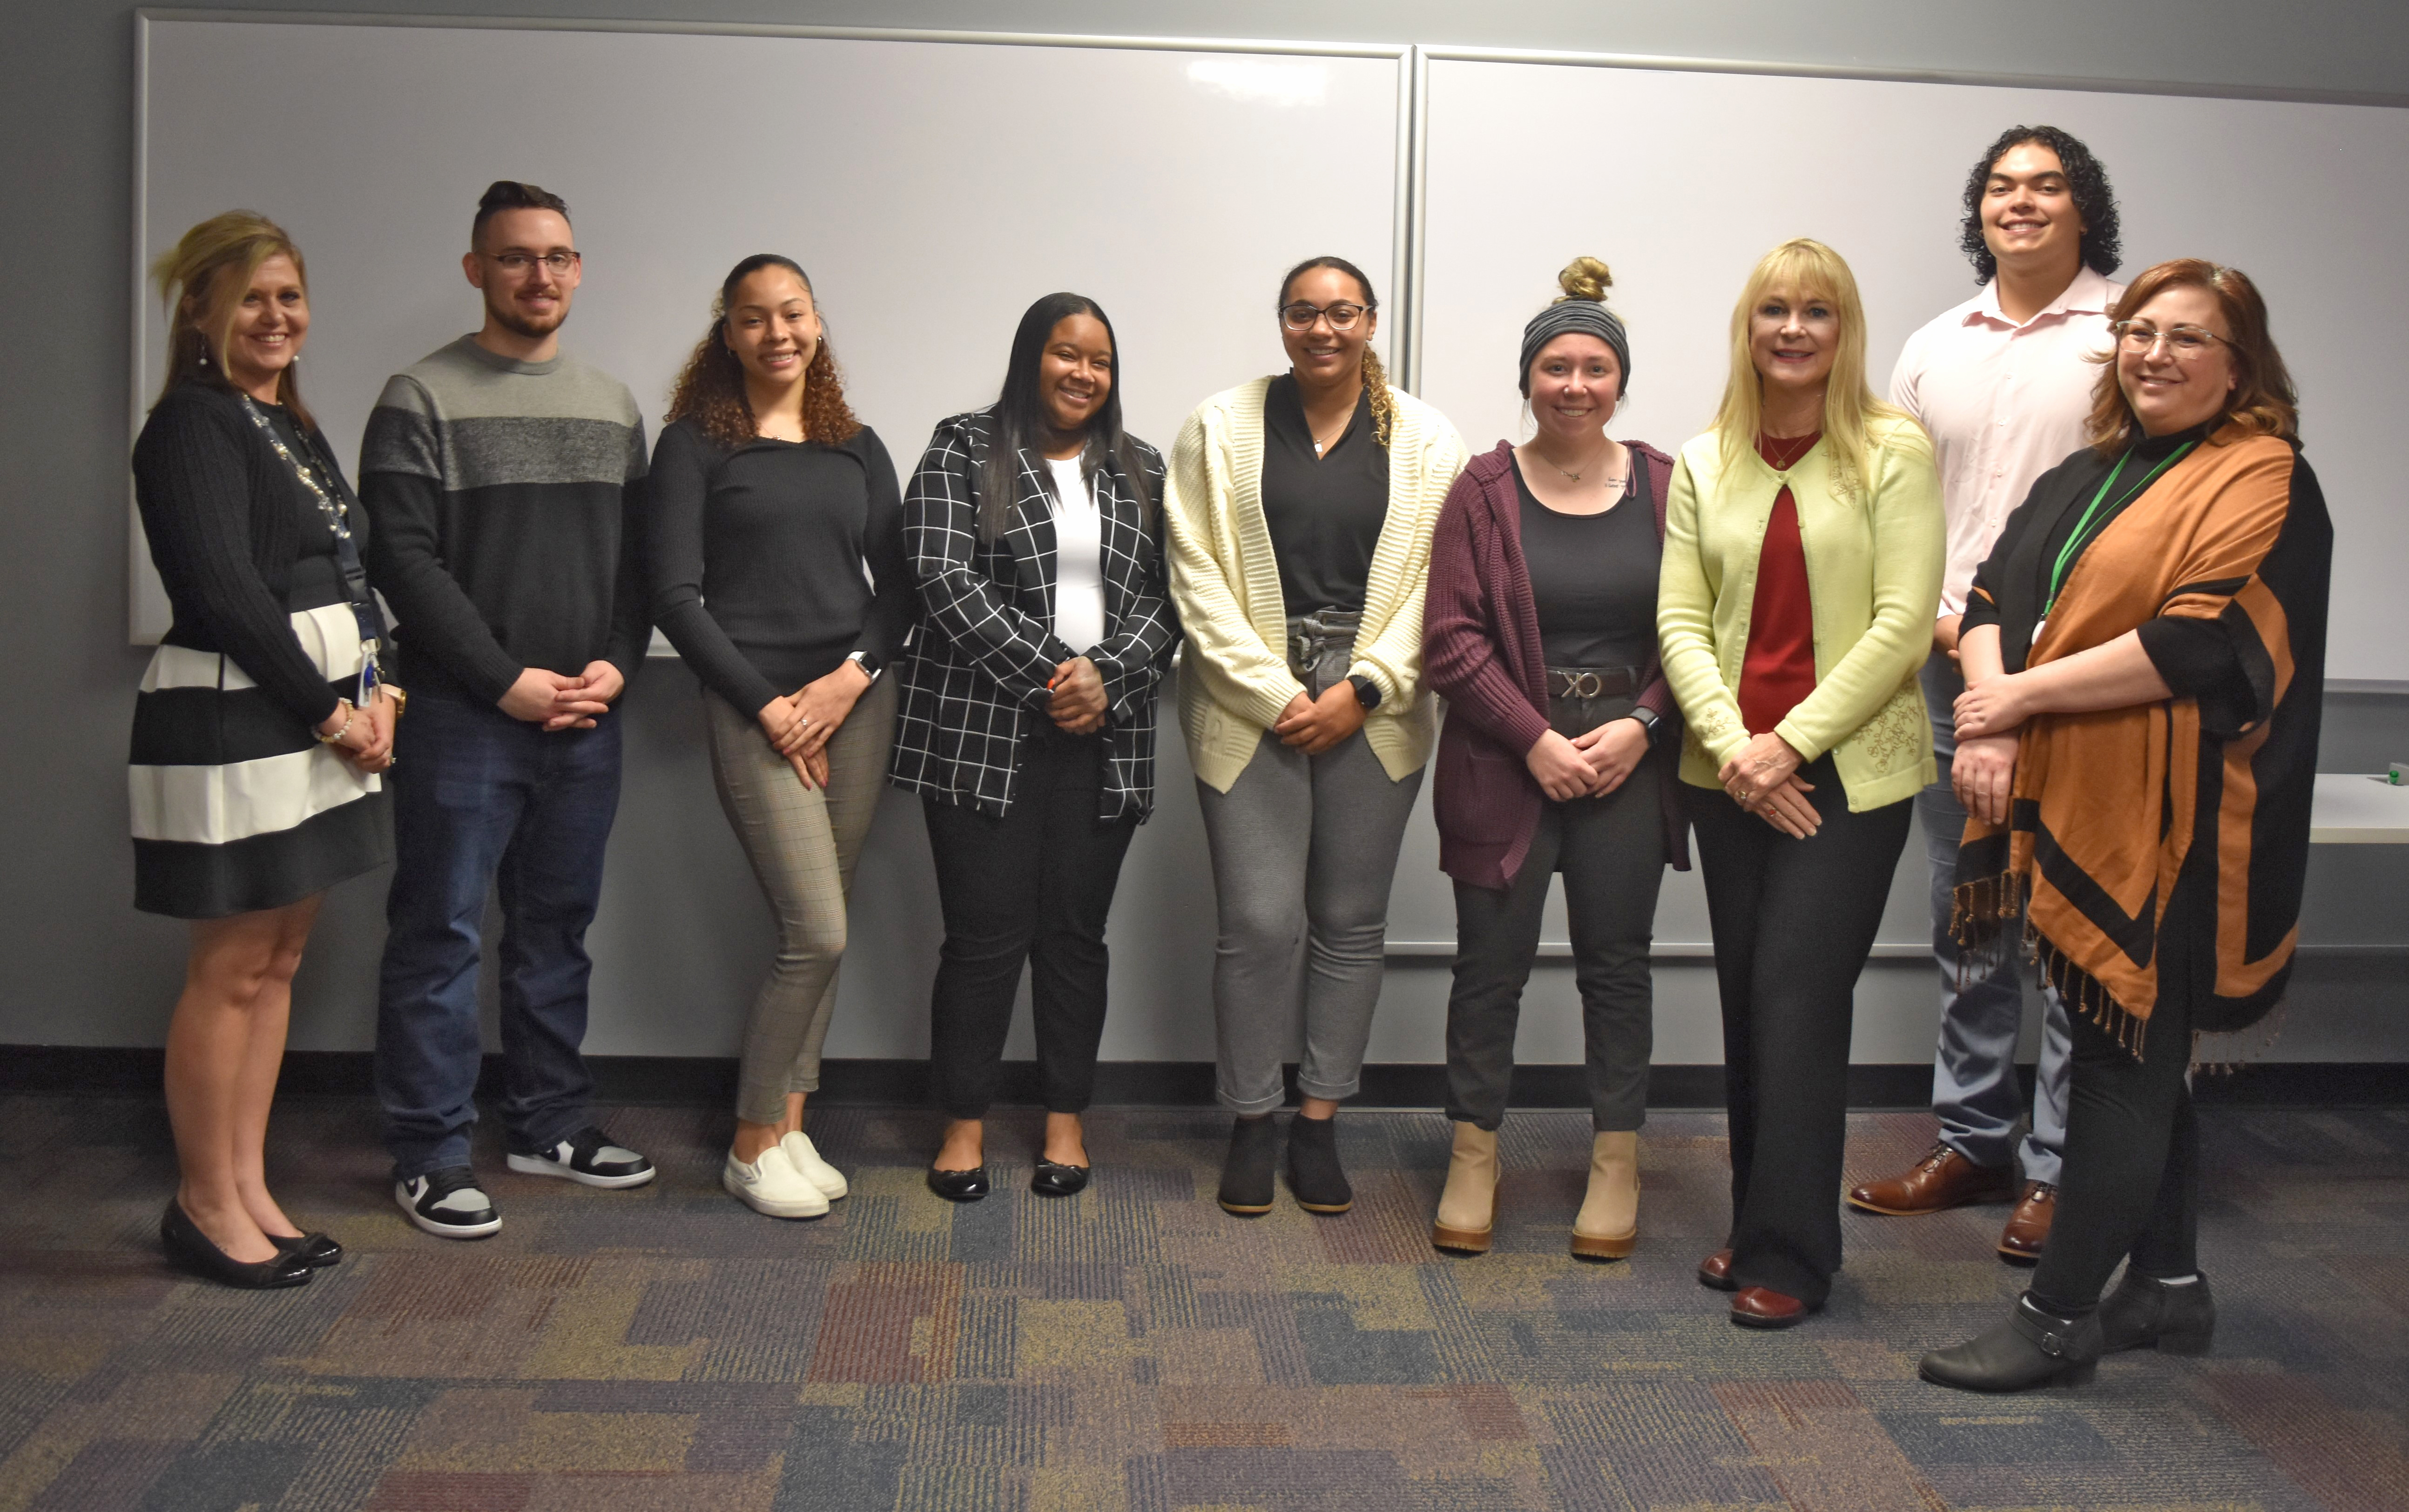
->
[132, 383, 368, 726]
[1514, 453, 1659, 670]
[1259, 374, 1389, 615]
[1962, 423, 2241, 705]
[648, 418, 913, 716]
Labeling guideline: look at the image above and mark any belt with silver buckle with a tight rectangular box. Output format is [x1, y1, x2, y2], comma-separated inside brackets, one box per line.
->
[1546, 665, 1639, 700]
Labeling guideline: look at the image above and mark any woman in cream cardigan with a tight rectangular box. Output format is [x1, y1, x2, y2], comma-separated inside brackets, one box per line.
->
[1658, 239, 1942, 1329]
[1165, 255, 1468, 1217]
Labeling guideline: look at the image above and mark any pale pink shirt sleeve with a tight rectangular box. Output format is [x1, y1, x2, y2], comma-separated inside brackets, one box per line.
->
[1887, 268, 2125, 618]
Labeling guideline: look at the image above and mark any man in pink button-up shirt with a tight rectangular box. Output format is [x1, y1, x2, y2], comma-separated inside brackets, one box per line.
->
[1850, 126, 2127, 1263]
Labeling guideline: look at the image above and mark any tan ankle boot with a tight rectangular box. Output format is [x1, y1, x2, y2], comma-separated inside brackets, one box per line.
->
[1431, 1122, 1499, 1254]
[1571, 1131, 1639, 1260]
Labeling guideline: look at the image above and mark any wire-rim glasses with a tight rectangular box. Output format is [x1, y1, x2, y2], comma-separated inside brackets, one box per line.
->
[2111, 320, 2229, 358]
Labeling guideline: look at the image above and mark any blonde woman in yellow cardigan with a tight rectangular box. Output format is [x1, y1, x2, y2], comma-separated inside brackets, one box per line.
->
[1657, 239, 1943, 1329]
[1166, 255, 1469, 1217]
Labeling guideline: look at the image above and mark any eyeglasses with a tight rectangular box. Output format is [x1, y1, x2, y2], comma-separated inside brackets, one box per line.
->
[2111, 320, 2229, 358]
[482, 250, 580, 276]
[1279, 301, 1370, 333]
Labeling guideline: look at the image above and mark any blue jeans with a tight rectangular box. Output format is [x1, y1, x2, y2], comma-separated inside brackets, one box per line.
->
[1918, 651, 2068, 1183]
[375, 694, 622, 1180]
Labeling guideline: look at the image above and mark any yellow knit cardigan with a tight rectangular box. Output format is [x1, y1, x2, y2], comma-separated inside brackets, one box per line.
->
[1164, 376, 1470, 793]
[1655, 417, 1944, 813]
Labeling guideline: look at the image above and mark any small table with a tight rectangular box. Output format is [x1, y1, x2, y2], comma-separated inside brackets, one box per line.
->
[2311, 773, 2409, 844]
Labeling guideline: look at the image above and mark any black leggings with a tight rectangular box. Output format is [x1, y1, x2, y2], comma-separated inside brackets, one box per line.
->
[2029, 905, 2203, 1312]
[1686, 758, 1912, 1307]
[923, 726, 1138, 1121]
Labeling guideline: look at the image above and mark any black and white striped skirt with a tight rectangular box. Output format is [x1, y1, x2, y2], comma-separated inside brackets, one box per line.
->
[129, 603, 392, 918]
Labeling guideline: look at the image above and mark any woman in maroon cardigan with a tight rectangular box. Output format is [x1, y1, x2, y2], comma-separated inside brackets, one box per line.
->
[1422, 258, 1688, 1259]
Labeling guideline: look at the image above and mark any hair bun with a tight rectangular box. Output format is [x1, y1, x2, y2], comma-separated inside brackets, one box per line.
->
[1556, 256, 1613, 303]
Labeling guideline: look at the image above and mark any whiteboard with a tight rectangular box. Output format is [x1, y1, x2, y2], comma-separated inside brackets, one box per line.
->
[1416, 57, 2408, 684]
[131, 17, 1409, 640]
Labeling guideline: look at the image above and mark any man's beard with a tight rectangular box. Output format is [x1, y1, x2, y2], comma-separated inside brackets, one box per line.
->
[486, 292, 566, 340]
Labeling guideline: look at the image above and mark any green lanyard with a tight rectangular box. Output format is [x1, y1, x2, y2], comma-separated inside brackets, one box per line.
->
[2043, 440, 2195, 616]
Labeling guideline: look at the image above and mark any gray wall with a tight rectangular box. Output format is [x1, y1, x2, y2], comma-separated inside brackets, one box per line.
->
[8, 0, 2408, 1068]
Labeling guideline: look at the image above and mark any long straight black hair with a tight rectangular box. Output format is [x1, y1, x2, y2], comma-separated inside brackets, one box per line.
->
[977, 291, 1154, 546]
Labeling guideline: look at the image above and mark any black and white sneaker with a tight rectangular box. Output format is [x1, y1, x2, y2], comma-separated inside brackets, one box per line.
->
[397, 1166, 502, 1239]
[505, 1126, 656, 1189]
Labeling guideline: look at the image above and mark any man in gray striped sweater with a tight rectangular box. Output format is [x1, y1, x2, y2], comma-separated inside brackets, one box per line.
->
[360, 181, 655, 1240]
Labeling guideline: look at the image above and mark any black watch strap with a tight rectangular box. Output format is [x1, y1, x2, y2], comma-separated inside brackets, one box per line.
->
[1348, 673, 1383, 711]
[1628, 705, 1662, 744]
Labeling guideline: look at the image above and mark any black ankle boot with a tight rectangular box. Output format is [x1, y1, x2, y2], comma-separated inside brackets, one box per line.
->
[1217, 1116, 1280, 1215]
[1919, 1294, 2102, 1392]
[2099, 1271, 2214, 1354]
[1286, 1114, 1352, 1215]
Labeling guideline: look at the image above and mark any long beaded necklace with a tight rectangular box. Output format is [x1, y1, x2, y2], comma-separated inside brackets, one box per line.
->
[239, 395, 352, 543]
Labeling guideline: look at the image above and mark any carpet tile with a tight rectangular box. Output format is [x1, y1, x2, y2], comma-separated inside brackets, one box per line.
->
[0, 1095, 2403, 1509]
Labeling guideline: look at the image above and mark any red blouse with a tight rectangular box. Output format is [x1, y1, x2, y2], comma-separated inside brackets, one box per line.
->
[1737, 432, 1820, 737]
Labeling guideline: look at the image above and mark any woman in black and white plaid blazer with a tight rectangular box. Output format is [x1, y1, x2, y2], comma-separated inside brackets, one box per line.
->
[891, 293, 1176, 1203]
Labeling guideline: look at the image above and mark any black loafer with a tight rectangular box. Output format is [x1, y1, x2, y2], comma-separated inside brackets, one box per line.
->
[160, 1202, 313, 1290]
[268, 1231, 344, 1268]
[926, 1166, 990, 1202]
[1031, 1160, 1090, 1197]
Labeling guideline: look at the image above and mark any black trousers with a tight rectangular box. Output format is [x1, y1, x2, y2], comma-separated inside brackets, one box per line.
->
[1445, 693, 1667, 1132]
[2029, 871, 2207, 1311]
[923, 726, 1138, 1121]
[1686, 756, 1912, 1306]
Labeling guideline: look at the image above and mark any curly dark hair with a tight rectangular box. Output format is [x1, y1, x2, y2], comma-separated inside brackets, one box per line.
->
[665, 254, 862, 449]
[1957, 125, 2121, 283]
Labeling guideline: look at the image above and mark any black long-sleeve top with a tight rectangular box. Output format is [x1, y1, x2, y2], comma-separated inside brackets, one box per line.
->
[646, 418, 913, 716]
[132, 383, 363, 727]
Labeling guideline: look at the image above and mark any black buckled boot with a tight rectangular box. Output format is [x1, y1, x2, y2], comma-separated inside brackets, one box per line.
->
[2099, 1271, 2215, 1355]
[1919, 1294, 2103, 1392]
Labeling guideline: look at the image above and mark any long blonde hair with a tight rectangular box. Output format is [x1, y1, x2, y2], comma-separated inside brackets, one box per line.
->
[152, 210, 311, 425]
[1711, 238, 1902, 494]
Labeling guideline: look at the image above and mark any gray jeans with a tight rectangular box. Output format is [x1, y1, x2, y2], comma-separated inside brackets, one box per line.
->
[1196, 613, 1423, 1114]
[704, 676, 897, 1125]
[1919, 651, 2068, 1182]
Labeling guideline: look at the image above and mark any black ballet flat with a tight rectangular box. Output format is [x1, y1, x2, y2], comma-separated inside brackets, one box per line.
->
[926, 1166, 991, 1203]
[160, 1202, 313, 1290]
[1031, 1160, 1091, 1197]
[268, 1231, 344, 1268]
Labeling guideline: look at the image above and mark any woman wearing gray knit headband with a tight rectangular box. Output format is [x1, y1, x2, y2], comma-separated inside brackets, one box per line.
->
[1421, 257, 1689, 1260]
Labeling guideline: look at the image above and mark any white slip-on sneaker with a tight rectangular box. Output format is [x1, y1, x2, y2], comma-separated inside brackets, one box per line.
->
[396, 1166, 502, 1240]
[504, 1126, 656, 1189]
[780, 1131, 849, 1201]
[723, 1144, 830, 1219]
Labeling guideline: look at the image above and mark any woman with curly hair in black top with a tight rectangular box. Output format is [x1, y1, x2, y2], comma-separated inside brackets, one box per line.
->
[132, 212, 396, 1288]
[648, 254, 912, 1220]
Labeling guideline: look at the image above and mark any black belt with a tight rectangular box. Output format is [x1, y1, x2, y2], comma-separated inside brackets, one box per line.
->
[1546, 665, 1640, 699]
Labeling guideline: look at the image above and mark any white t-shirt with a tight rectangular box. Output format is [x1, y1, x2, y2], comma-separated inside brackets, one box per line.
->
[1044, 455, 1107, 654]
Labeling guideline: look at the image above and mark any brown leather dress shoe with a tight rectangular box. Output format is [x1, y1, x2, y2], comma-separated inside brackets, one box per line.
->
[1730, 1286, 1818, 1329]
[1846, 1143, 2018, 1216]
[1697, 1248, 1736, 1291]
[1997, 1181, 2057, 1262]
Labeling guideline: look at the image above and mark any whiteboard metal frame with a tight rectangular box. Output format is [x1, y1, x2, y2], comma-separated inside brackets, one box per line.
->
[126, 8, 1422, 640]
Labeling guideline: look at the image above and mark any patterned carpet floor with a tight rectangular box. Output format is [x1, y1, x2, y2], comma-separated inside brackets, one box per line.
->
[0, 1093, 2404, 1511]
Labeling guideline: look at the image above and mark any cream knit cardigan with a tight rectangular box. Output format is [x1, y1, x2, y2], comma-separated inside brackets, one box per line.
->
[1164, 376, 1470, 793]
